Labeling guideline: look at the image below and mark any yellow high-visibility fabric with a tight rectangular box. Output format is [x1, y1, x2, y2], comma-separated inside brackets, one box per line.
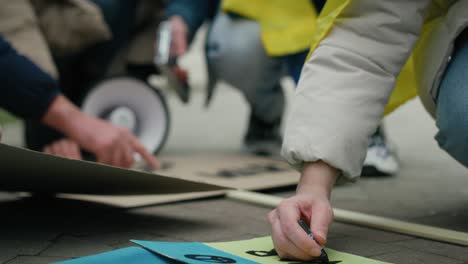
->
[307, 0, 450, 115]
[301, 0, 419, 113]
[222, 0, 318, 56]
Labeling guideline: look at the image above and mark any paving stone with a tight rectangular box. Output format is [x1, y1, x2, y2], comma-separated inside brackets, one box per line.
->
[330, 223, 414, 243]
[393, 239, 468, 261]
[0, 255, 15, 264]
[0, 227, 60, 242]
[331, 198, 437, 220]
[410, 213, 468, 233]
[147, 212, 269, 242]
[132, 201, 271, 241]
[5, 256, 65, 264]
[0, 240, 51, 263]
[80, 231, 170, 246]
[3, 93, 468, 262]
[326, 237, 403, 257]
[0, 192, 20, 202]
[175, 198, 272, 222]
[372, 249, 464, 264]
[40, 236, 113, 258]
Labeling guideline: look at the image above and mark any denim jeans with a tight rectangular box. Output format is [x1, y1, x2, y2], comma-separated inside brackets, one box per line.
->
[435, 28, 468, 167]
[283, 50, 309, 83]
[207, 13, 309, 123]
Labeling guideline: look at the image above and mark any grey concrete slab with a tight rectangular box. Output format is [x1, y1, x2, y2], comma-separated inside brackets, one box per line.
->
[40, 236, 113, 258]
[326, 236, 403, 257]
[409, 212, 468, 233]
[1, 31, 468, 263]
[393, 239, 468, 261]
[0, 240, 51, 263]
[5, 256, 65, 264]
[130, 200, 271, 242]
[330, 223, 415, 243]
[0, 255, 15, 264]
[372, 249, 464, 264]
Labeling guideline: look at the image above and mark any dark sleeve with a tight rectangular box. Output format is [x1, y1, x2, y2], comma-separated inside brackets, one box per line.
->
[312, 0, 326, 13]
[0, 36, 60, 120]
[165, 0, 219, 41]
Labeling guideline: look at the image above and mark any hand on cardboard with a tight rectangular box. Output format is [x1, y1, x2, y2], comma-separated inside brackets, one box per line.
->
[268, 161, 337, 260]
[42, 95, 160, 169]
[169, 15, 189, 57]
[68, 114, 160, 169]
[44, 139, 81, 160]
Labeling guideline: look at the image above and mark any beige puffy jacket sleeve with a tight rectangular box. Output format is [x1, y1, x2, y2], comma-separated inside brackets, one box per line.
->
[282, 0, 431, 182]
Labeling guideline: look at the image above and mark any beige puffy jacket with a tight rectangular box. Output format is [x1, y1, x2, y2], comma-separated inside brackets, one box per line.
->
[0, 0, 163, 78]
[282, 0, 468, 183]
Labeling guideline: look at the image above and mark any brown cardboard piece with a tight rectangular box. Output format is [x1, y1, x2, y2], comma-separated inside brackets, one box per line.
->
[61, 153, 300, 208]
[0, 143, 225, 195]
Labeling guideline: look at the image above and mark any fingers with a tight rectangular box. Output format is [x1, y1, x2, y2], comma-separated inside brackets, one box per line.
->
[43, 139, 82, 160]
[44, 145, 52, 155]
[171, 34, 187, 56]
[66, 140, 82, 160]
[268, 194, 335, 262]
[269, 210, 315, 260]
[109, 140, 135, 168]
[96, 147, 112, 166]
[95, 131, 157, 169]
[77, 119, 157, 169]
[111, 143, 124, 168]
[130, 136, 160, 170]
[310, 203, 333, 245]
[121, 142, 135, 168]
[169, 16, 188, 56]
[276, 200, 323, 257]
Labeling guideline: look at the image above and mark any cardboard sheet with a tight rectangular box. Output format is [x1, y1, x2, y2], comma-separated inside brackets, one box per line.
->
[57, 236, 390, 264]
[155, 153, 300, 190]
[61, 153, 300, 207]
[0, 143, 225, 195]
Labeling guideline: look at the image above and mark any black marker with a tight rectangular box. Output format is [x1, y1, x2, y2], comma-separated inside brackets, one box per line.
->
[298, 220, 329, 264]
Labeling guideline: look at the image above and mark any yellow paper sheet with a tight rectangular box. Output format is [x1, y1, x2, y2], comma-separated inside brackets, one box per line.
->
[207, 236, 390, 264]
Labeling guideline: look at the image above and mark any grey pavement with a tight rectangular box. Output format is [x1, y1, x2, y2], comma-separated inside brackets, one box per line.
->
[1, 33, 468, 263]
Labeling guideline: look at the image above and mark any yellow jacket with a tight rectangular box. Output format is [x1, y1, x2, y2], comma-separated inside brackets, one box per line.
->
[307, 0, 467, 115]
[281, 0, 468, 181]
[222, 0, 318, 56]
[222, 0, 421, 114]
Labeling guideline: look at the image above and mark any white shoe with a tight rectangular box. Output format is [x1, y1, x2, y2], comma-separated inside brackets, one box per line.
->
[362, 128, 400, 176]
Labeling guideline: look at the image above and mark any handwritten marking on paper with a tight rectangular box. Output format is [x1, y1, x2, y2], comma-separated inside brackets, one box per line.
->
[184, 254, 237, 263]
[199, 164, 290, 178]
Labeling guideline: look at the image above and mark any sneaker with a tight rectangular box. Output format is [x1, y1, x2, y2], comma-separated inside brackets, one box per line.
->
[362, 126, 400, 176]
[242, 113, 282, 157]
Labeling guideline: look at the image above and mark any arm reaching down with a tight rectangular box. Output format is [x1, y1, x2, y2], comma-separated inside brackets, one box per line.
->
[0, 35, 158, 169]
[269, 161, 337, 260]
[42, 96, 159, 169]
[283, 0, 431, 181]
[272, 0, 431, 261]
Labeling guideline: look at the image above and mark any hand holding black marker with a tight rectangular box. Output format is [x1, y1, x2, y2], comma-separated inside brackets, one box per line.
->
[298, 219, 330, 264]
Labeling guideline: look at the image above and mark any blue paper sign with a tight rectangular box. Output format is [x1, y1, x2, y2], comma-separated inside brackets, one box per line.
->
[132, 240, 259, 264]
[54, 246, 175, 264]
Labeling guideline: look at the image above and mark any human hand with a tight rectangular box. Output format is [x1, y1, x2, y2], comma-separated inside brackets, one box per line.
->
[169, 15, 188, 57]
[43, 139, 82, 160]
[71, 115, 160, 169]
[42, 95, 160, 169]
[268, 161, 337, 260]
